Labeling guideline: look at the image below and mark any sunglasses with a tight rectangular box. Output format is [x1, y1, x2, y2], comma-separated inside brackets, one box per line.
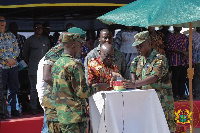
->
[0, 20, 6, 22]
[35, 27, 43, 29]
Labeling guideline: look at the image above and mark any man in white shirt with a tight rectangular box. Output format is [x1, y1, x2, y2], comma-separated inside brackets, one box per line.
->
[36, 56, 48, 133]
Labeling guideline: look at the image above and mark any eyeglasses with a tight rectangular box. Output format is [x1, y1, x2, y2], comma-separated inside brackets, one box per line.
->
[0, 20, 6, 22]
[35, 27, 43, 30]
[102, 53, 115, 59]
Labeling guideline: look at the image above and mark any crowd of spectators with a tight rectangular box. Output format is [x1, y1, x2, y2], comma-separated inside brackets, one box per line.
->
[0, 15, 200, 127]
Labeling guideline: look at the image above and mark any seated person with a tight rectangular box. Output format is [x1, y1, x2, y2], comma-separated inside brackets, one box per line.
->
[122, 31, 176, 132]
[88, 43, 120, 90]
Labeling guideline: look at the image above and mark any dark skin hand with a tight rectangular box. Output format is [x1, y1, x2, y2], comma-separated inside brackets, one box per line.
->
[122, 75, 158, 89]
[110, 72, 123, 87]
[92, 83, 110, 91]
[7, 58, 16, 66]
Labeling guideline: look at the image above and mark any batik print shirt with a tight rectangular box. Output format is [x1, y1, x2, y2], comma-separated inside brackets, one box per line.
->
[192, 31, 200, 63]
[88, 57, 119, 88]
[84, 44, 130, 85]
[0, 31, 19, 69]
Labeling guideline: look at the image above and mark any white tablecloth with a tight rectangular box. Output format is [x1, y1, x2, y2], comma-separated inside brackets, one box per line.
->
[89, 89, 170, 133]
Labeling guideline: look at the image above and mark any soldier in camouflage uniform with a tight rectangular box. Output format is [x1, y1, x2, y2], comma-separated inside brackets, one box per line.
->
[123, 31, 176, 132]
[42, 28, 87, 132]
[52, 32, 109, 133]
[42, 39, 64, 133]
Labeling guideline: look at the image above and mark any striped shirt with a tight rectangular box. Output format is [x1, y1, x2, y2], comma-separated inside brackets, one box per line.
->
[166, 33, 189, 66]
[192, 31, 200, 63]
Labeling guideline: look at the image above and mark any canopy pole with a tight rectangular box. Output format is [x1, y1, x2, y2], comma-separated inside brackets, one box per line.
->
[188, 22, 194, 133]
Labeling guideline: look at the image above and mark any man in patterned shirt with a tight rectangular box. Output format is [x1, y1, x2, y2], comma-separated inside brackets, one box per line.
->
[0, 16, 20, 118]
[84, 29, 130, 85]
[123, 31, 176, 132]
[52, 32, 109, 132]
[88, 43, 119, 90]
[192, 27, 200, 99]
[166, 27, 189, 100]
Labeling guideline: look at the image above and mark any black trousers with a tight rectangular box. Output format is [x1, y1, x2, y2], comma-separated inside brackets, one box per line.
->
[0, 67, 7, 114]
[171, 65, 187, 97]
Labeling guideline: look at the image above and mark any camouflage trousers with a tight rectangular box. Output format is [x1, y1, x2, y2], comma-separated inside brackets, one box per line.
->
[59, 121, 87, 133]
[47, 121, 60, 133]
[42, 85, 58, 122]
[157, 90, 176, 131]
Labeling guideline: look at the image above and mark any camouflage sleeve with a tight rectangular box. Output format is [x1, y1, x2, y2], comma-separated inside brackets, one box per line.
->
[130, 56, 139, 73]
[150, 55, 168, 80]
[72, 63, 98, 98]
[44, 44, 64, 65]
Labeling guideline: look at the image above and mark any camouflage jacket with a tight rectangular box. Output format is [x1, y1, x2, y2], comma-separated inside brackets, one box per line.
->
[130, 49, 176, 130]
[42, 43, 64, 121]
[44, 43, 64, 65]
[52, 53, 98, 124]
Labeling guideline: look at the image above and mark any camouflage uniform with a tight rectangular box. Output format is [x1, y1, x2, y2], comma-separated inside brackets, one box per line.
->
[130, 49, 176, 131]
[52, 51, 98, 133]
[42, 43, 64, 133]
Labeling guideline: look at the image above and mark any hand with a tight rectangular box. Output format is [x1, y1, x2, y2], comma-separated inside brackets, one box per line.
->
[183, 51, 189, 56]
[92, 83, 110, 91]
[111, 72, 122, 77]
[7, 58, 16, 66]
[110, 72, 123, 87]
[122, 79, 136, 89]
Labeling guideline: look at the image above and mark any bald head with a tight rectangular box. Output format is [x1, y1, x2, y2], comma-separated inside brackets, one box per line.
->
[100, 42, 113, 53]
[99, 43, 114, 66]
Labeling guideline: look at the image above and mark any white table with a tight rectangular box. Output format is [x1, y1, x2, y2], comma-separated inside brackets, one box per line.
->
[89, 89, 170, 133]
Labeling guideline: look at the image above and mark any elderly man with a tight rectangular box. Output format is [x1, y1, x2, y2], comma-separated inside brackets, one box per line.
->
[84, 29, 130, 85]
[88, 43, 120, 90]
[123, 31, 176, 132]
[52, 32, 109, 132]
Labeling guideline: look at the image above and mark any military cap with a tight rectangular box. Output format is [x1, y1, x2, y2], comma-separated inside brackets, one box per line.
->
[132, 31, 150, 46]
[67, 27, 86, 39]
[61, 32, 84, 44]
